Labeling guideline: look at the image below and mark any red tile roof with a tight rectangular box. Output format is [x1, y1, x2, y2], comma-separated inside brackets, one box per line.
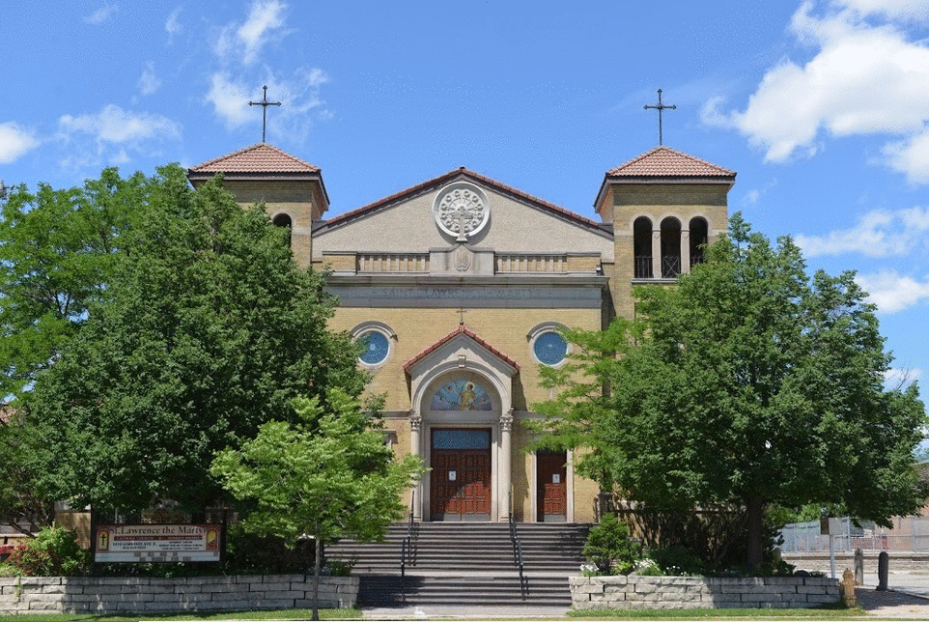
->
[606, 146, 735, 178]
[403, 324, 520, 372]
[317, 167, 605, 234]
[188, 143, 320, 174]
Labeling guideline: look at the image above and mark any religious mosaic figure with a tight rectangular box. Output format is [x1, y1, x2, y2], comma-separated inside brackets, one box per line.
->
[431, 379, 492, 411]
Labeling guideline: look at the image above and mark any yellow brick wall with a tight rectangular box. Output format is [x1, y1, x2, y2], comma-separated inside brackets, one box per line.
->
[331, 306, 601, 412]
[609, 183, 730, 320]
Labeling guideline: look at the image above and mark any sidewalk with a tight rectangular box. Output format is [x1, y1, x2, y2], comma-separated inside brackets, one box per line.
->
[360, 573, 930, 620]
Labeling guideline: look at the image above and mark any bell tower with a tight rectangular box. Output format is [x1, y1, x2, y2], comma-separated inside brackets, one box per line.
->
[594, 146, 736, 319]
[187, 143, 329, 268]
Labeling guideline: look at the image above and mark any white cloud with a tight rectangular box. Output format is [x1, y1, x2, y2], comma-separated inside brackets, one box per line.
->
[137, 62, 162, 96]
[837, 0, 929, 22]
[884, 367, 922, 389]
[0, 122, 39, 164]
[165, 7, 182, 40]
[795, 207, 929, 257]
[206, 74, 254, 128]
[881, 126, 930, 183]
[702, 1, 928, 174]
[854, 270, 929, 313]
[740, 178, 778, 207]
[58, 104, 180, 147]
[206, 70, 331, 141]
[84, 2, 118, 25]
[215, 0, 288, 66]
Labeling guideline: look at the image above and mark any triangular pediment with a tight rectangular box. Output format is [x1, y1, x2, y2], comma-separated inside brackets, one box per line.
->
[404, 324, 519, 378]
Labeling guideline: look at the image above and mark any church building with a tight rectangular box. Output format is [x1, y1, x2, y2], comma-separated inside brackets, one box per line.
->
[188, 143, 736, 524]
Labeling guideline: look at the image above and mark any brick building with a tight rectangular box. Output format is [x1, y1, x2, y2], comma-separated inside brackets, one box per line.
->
[188, 143, 735, 523]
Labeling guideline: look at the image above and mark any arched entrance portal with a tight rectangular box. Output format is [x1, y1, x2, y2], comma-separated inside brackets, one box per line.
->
[420, 374, 503, 522]
[404, 326, 518, 522]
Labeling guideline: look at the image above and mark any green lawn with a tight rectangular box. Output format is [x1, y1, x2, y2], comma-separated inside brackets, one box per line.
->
[568, 604, 864, 619]
[0, 608, 361, 621]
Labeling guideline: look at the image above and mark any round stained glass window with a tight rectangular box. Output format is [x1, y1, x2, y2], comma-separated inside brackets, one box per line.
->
[358, 331, 389, 365]
[534, 331, 567, 366]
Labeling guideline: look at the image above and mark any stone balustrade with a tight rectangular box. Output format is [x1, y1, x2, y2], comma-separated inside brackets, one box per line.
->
[0, 574, 358, 616]
[570, 575, 840, 610]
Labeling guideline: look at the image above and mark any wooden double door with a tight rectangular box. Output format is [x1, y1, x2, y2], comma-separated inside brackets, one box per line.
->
[537, 451, 567, 522]
[430, 428, 491, 521]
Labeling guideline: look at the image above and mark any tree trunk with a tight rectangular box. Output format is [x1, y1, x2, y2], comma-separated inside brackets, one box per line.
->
[746, 496, 764, 571]
[312, 523, 321, 621]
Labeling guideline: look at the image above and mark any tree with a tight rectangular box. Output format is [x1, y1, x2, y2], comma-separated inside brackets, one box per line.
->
[531, 214, 926, 571]
[211, 388, 423, 620]
[23, 164, 367, 514]
[0, 411, 55, 535]
[0, 169, 141, 401]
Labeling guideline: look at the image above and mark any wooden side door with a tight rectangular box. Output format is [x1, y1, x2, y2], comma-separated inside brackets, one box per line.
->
[537, 451, 567, 522]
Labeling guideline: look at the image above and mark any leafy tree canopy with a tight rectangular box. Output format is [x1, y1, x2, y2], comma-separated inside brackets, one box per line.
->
[211, 388, 423, 619]
[20, 164, 366, 514]
[0, 169, 142, 401]
[530, 214, 926, 570]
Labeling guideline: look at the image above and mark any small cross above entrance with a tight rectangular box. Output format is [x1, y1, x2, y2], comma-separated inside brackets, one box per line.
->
[457, 307, 468, 325]
[249, 85, 281, 143]
[644, 88, 676, 146]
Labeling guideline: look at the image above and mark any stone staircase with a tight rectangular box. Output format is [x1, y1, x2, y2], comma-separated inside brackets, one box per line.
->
[325, 522, 590, 607]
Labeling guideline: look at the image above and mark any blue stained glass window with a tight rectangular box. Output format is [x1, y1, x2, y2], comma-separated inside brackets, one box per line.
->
[534, 332, 567, 366]
[358, 331, 389, 365]
[432, 429, 491, 449]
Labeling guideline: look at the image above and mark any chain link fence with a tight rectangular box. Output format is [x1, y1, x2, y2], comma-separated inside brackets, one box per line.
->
[778, 516, 928, 553]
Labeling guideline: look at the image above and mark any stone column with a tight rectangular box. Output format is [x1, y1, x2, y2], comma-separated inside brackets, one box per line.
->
[500, 410, 514, 522]
[652, 228, 662, 279]
[410, 412, 423, 521]
[680, 229, 691, 274]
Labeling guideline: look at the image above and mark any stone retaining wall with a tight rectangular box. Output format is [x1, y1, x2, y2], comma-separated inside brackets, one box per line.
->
[0, 574, 358, 616]
[570, 575, 841, 610]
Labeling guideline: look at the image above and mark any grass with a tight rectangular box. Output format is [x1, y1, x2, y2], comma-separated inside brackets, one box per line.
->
[0, 608, 362, 621]
[568, 603, 865, 619]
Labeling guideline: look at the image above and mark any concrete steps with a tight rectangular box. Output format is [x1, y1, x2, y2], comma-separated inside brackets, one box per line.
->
[326, 522, 591, 607]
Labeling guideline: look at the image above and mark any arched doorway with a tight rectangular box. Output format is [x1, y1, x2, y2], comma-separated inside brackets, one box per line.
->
[417, 372, 506, 522]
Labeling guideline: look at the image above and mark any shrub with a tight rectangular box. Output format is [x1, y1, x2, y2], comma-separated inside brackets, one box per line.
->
[582, 514, 641, 575]
[646, 544, 706, 576]
[4, 527, 88, 576]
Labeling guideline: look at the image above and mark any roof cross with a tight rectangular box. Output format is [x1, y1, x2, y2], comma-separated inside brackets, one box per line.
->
[457, 306, 468, 325]
[249, 85, 281, 143]
[644, 88, 676, 146]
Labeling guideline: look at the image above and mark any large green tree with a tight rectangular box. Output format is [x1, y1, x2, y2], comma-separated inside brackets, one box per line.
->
[22, 164, 366, 514]
[531, 214, 926, 570]
[0, 169, 141, 401]
[212, 388, 422, 620]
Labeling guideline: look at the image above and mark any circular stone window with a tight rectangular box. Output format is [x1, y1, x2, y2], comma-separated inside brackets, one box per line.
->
[533, 331, 568, 366]
[357, 330, 390, 366]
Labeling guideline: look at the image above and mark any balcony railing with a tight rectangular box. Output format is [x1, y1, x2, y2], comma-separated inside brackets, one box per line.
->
[634, 256, 653, 279]
[662, 255, 681, 278]
[358, 253, 429, 273]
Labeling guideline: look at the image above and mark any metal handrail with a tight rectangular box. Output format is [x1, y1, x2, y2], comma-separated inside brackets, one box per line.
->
[508, 490, 528, 600]
[399, 491, 417, 603]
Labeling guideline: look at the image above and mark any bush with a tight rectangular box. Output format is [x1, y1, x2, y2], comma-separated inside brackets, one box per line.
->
[582, 514, 641, 575]
[4, 527, 89, 576]
[646, 544, 706, 576]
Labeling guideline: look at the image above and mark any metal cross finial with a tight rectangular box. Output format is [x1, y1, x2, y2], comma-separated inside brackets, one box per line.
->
[457, 306, 468, 325]
[249, 85, 281, 143]
[644, 88, 676, 146]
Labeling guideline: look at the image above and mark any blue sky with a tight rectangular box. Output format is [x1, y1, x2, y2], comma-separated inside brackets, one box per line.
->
[2, 1, 928, 425]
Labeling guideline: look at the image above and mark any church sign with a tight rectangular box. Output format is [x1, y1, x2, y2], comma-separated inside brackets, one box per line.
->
[94, 524, 221, 563]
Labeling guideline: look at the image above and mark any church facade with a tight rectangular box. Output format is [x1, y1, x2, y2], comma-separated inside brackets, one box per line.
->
[188, 144, 735, 523]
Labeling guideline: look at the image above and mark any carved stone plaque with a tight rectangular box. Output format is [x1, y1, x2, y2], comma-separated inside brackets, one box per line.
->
[433, 182, 490, 240]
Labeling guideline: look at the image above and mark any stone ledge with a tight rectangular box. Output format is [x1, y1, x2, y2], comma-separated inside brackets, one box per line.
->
[571, 576, 841, 610]
[0, 575, 358, 615]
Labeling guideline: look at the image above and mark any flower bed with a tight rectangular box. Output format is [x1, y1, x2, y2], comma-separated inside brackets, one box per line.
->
[570, 575, 841, 609]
